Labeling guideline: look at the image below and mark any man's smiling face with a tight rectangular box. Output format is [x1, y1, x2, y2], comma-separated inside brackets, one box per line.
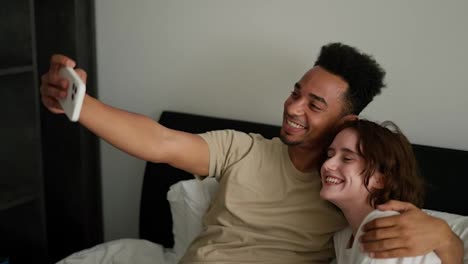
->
[280, 66, 349, 149]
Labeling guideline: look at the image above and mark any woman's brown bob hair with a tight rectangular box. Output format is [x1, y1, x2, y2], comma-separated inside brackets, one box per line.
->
[332, 119, 425, 208]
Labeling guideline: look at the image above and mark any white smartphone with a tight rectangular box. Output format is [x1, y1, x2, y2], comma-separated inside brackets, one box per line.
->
[58, 67, 86, 122]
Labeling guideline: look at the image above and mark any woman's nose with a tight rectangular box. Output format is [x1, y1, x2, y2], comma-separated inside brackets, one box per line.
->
[322, 157, 338, 171]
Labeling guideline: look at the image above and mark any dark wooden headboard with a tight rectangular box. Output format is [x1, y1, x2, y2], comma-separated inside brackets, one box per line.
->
[139, 111, 468, 248]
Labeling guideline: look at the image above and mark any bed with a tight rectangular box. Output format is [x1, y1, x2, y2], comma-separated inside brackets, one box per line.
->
[139, 110, 468, 251]
[57, 110, 468, 263]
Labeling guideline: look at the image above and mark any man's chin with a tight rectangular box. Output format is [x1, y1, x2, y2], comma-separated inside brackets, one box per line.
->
[279, 134, 301, 146]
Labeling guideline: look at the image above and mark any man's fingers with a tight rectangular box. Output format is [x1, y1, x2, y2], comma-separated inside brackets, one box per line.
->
[40, 73, 68, 99]
[363, 214, 401, 231]
[370, 248, 411, 259]
[41, 96, 64, 114]
[360, 225, 401, 242]
[377, 200, 417, 212]
[40, 54, 83, 116]
[41, 72, 69, 91]
[50, 54, 76, 71]
[40, 84, 66, 99]
[361, 237, 403, 253]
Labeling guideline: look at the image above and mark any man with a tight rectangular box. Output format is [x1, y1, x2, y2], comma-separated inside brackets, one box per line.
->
[41, 43, 463, 263]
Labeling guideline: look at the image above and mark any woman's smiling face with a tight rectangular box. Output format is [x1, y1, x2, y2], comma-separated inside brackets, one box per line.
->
[319, 128, 382, 208]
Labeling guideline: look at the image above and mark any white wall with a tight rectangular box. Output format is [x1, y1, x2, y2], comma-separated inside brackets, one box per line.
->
[94, 0, 468, 240]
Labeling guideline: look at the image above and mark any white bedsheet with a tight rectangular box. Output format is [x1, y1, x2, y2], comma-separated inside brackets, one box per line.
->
[56, 239, 177, 264]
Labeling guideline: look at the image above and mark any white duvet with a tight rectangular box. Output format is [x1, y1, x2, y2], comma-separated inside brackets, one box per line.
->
[56, 239, 177, 264]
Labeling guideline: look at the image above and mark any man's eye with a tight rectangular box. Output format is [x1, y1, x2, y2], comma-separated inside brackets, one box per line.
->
[290, 91, 299, 98]
[309, 103, 322, 111]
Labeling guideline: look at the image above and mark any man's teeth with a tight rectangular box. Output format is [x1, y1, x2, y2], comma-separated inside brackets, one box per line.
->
[325, 177, 343, 184]
[287, 120, 305, 129]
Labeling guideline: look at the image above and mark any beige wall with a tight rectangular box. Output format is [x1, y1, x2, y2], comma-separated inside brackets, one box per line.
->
[94, 0, 468, 240]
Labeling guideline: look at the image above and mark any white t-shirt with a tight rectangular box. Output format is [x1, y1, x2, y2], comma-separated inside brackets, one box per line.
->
[333, 210, 441, 264]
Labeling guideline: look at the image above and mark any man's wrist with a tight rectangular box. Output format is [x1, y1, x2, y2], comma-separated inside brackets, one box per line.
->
[434, 225, 463, 264]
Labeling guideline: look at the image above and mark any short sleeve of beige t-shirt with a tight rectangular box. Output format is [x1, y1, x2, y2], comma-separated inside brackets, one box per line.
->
[182, 130, 346, 264]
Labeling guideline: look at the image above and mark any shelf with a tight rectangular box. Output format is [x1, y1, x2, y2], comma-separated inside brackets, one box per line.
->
[0, 182, 37, 211]
[0, 0, 48, 262]
[0, 189, 37, 211]
[1, 0, 101, 262]
[0, 71, 42, 212]
[0, 198, 47, 263]
[0, 0, 34, 69]
[0, 65, 34, 76]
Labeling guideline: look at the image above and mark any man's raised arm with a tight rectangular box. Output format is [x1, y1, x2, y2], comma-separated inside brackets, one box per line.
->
[40, 54, 209, 176]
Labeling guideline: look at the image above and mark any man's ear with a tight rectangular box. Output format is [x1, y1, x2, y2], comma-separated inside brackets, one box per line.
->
[338, 114, 358, 125]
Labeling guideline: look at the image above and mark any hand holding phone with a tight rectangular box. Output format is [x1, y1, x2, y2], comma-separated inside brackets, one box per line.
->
[58, 67, 86, 122]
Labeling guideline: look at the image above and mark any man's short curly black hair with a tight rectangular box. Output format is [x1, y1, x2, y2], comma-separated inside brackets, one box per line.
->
[314, 43, 386, 115]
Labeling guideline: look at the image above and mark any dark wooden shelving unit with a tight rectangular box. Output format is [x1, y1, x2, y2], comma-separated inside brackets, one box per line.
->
[0, 0, 47, 262]
[1, 0, 102, 263]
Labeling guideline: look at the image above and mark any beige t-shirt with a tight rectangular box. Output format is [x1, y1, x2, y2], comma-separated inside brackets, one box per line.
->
[180, 130, 346, 264]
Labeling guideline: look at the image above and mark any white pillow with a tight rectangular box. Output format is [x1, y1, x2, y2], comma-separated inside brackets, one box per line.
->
[166, 178, 219, 260]
[423, 209, 468, 263]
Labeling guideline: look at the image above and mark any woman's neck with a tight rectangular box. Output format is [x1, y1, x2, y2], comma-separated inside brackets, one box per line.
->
[340, 203, 375, 238]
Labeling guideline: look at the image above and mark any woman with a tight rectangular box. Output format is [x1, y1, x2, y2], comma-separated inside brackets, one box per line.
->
[320, 119, 441, 263]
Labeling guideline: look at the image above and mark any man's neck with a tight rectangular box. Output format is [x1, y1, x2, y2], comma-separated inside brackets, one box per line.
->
[287, 144, 325, 172]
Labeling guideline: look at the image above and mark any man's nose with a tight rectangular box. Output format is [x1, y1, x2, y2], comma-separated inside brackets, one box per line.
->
[287, 98, 306, 116]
